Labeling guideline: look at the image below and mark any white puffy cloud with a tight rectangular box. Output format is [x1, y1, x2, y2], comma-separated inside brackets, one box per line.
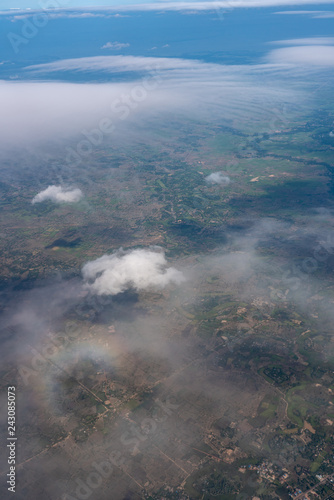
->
[205, 172, 231, 185]
[32, 185, 83, 204]
[101, 41, 130, 50]
[82, 247, 185, 295]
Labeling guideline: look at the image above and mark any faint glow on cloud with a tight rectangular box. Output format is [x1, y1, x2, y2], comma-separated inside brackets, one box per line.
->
[32, 185, 83, 204]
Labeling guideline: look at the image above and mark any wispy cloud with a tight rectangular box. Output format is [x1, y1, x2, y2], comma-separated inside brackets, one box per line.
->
[270, 37, 334, 45]
[274, 9, 334, 18]
[25, 55, 216, 74]
[32, 185, 83, 204]
[2, 1, 334, 17]
[0, 55, 310, 153]
[10, 12, 119, 20]
[266, 45, 334, 67]
[101, 41, 130, 50]
[116, 1, 334, 11]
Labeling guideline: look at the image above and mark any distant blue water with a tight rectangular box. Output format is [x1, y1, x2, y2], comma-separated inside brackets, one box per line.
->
[0, 6, 334, 81]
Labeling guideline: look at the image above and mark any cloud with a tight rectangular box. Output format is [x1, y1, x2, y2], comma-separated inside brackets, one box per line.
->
[0, 54, 308, 155]
[116, 1, 334, 11]
[32, 185, 83, 204]
[25, 54, 215, 74]
[310, 11, 334, 18]
[11, 12, 113, 20]
[266, 36, 334, 67]
[0, 79, 167, 151]
[6, 11, 130, 20]
[82, 247, 185, 295]
[274, 10, 334, 18]
[2, 1, 334, 16]
[270, 37, 334, 45]
[205, 172, 231, 185]
[101, 41, 130, 50]
[266, 45, 334, 66]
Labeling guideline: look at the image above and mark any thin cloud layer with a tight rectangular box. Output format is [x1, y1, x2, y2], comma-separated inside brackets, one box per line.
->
[82, 247, 185, 295]
[0, 79, 170, 151]
[270, 37, 334, 45]
[112, 0, 334, 11]
[101, 41, 130, 50]
[32, 185, 83, 204]
[267, 45, 334, 66]
[25, 54, 216, 74]
[275, 10, 334, 18]
[2, 0, 334, 16]
[205, 172, 231, 185]
[0, 55, 307, 153]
